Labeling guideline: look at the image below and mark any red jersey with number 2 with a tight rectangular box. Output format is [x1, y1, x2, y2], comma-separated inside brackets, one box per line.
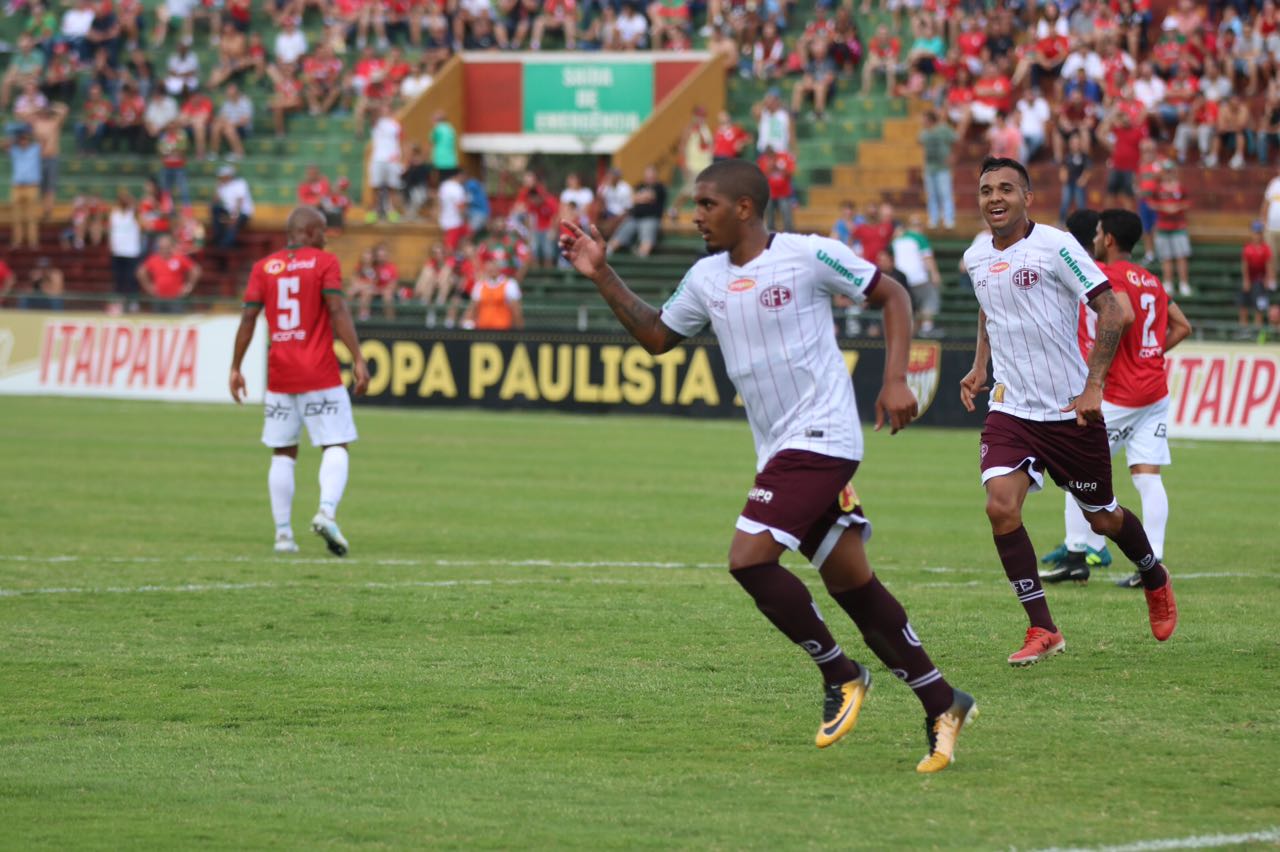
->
[1077, 259, 1170, 408]
[243, 246, 344, 393]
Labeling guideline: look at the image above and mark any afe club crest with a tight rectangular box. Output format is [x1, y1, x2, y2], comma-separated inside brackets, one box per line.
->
[906, 341, 942, 417]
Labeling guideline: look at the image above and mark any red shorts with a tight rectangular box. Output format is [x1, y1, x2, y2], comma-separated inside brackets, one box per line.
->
[443, 224, 470, 251]
[980, 411, 1117, 511]
[737, 449, 870, 567]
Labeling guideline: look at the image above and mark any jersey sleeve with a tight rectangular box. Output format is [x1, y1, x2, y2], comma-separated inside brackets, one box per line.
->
[808, 234, 881, 301]
[1054, 231, 1110, 301]
[243, 263, 264, 306]
[320, 254, 344, 294]
[504, 280, 522, 301]
[659, 268, 709, 337]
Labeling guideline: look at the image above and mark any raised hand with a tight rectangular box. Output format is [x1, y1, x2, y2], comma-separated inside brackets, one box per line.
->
[558, 220, 607, 279]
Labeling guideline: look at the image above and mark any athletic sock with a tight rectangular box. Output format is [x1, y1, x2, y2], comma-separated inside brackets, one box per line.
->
[1131, 473, 1168, 562]
[993, 526, 1058, 633]
[318, 446, 349, 518]
[732, 562, 860, 685]
[830, 575, 953, 718]
[1109, 506, 1167, 590]
[268, 455, 296, 537]
[1063, 492, 1095, 552]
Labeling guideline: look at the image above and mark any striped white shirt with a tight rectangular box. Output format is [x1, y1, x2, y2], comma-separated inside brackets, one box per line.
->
[661, 233, 880, 469]
[964, 222, 1110, 421]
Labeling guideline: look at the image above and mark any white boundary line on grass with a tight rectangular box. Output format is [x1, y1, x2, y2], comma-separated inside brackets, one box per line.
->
[0, 577, 670, 598]
[1031, 825, 1280, 852]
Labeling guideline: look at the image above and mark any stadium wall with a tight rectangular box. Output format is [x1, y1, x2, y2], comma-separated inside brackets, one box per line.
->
[336, 330, 1280, 441]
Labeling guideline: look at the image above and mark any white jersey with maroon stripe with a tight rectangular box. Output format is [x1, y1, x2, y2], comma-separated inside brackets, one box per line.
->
[660, 233, 881, 470]
[964, 222, 1110, 422]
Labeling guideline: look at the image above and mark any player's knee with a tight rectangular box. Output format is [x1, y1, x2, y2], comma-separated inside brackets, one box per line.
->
[984, 495, 1020, 529]
[1085, 508, 1121, 536]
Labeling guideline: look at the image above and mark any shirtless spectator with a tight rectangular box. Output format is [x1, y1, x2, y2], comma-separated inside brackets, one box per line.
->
[31, 102, 69, 220]
[207, 22, 262, 88]
[454, 0, 510, 50]
[267, 62, 304, 139]
[414, 243, 455, 311]
[209, 83, 253, 160]
[1212, 93, 1252, 169]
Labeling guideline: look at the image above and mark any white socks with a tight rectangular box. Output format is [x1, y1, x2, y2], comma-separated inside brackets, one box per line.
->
[1131, 473, 1168, 561]
[1063, 492, 1105, 552]
[269, 455, 297, 537]
[318, 446, 350, 519]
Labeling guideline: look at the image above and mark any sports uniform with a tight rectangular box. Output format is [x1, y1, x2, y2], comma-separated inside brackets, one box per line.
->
[243, 246, 358, 449]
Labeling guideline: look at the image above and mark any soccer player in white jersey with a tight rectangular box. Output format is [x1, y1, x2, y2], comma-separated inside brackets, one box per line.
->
[959, 158, 1178, 667]
[560, 160, 976, 773]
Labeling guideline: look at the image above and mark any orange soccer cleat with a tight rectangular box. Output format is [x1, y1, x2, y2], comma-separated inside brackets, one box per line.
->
[1007, 626, 1066, 667]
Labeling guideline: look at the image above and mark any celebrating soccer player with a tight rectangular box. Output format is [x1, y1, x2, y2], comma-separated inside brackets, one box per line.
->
[959, 158, 1179, 668]
[560, 160, 976, 773]
[1039, 209, 1193, 588]
[230, 206, 370, 556]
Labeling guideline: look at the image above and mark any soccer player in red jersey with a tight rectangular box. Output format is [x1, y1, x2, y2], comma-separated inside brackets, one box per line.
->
[1041, 209, 1192, 588]
[229, 207, 370, 556]
[959, 159, 1179, 666]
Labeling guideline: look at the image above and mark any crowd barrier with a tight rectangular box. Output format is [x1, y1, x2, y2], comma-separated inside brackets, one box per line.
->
[4, 311, 1277, 441]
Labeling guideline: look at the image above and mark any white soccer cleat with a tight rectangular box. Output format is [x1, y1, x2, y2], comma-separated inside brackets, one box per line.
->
[311, 512, 349, 557]
[274, 534, 300, 554]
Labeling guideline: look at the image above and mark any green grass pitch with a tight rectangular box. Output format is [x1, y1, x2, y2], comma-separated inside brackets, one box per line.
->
[1, 397, 1278, 850]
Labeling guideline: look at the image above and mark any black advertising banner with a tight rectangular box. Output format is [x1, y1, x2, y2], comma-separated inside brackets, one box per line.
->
[335, 330, 981, 427]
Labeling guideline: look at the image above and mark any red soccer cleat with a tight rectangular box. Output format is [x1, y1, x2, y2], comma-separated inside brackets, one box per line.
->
[1144, 571, 1178, 641]
[1007, 626, 1066, 667]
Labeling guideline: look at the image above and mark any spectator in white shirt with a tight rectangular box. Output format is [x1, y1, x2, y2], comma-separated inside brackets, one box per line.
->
[368, 103, 403, 223]
[615, 3, 648, 49]
[1199, 59, 1233, 102]
[211, 165, 254, 248]
[164, 41, 201, 97]
[1133, 62, 1167, 114]
[755, 88, 792, 154]
[60, 0, 96, 57]
[274, 19, 309, 66]
[210, 83, 253, 161]
[400, 57, 434, 100]
[559, 173, 594, 225]
[1016, 88, 1051, 162]
[597, 167, 633, 239]
[1060, 45, 1104, 82]
[143, 90, 179, 152]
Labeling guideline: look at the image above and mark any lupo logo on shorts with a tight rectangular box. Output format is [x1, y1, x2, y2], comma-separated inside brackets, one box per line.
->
[759, 285, 793, 309]
[1012, 267, 1040, 290]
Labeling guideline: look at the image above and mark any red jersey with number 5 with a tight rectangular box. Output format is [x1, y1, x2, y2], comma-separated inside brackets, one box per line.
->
[1077, 259, 1170, 407]
[243, 246, 344, 393]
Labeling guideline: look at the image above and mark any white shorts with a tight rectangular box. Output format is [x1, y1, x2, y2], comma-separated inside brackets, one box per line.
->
[369, 159, 402, 190]
[969, 101, 998, 125]
[262, 385, 358, 448]
[1103, 396, 1171, 467]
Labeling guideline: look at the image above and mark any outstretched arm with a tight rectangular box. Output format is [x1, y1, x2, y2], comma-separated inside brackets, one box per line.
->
[559, 220, 684, 355]
[1165, 299, 1192, 350]
[864, 273, 917, 433]
[1065, 288, 1124, 425]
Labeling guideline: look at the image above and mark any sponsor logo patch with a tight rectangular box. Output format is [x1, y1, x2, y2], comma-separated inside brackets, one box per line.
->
[747, 487, 774, 504]
[816, 249, 864, 285]
[264, 259, 286, 275]
[838, 481, 860, 513]
[728, 277, 756, 293]
[1012, 267, 1040, 290]
[1058, 247, 1094, 287]
[989, 261, 1010, 273]
[759, 285, 793, 310]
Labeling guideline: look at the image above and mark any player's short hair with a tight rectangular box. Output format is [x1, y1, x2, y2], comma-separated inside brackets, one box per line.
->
[1065, 209, 1100, 256]
[1099, 208, 1144, 254]
[695, 159, 770, 219]
[979, 156, 1032, 192]
[286, 205, 325, 236]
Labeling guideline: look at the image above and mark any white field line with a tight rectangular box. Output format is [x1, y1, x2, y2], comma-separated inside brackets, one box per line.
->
[1030, 825, 1280, 852]
[0, 554, 724, 569]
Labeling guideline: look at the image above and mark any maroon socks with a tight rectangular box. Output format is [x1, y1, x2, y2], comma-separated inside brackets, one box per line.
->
[1110, 507, 1169, 590]
[994, 525, 1059, 633]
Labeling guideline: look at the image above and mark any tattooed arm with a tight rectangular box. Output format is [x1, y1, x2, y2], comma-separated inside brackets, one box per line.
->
[560, 220, 684, 355]
[959, 307, 991, 413]
[1065, 288, 1124, 425]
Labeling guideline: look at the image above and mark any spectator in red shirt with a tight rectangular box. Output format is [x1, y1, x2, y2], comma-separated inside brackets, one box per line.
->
[137, 234, 201, 313]
[853, 202, 896, 263]
[712, 109, 748, 161]
[1151, 162, 1193, 297]
[303, 43, 345, 116]
[156, 122, 191, 207]
[756, 146, 796, 231]
[1240, 220, 1276, 331]
[514, 171, 559, 268]
[1100, 109, 1147, 209]
[321, 176, 352, 229]
[76, 82, 113, 153]
[181, 88, 214, 161]
[372, 242, 399, 320]
[861, 24, 903, 94]
[112, 82, 147, 153]
[298, 165, 332, 207]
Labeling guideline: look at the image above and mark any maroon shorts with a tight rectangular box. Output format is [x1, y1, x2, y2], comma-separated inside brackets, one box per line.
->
[737, 449, 871, 566]
[980, 411, 1117, 510]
